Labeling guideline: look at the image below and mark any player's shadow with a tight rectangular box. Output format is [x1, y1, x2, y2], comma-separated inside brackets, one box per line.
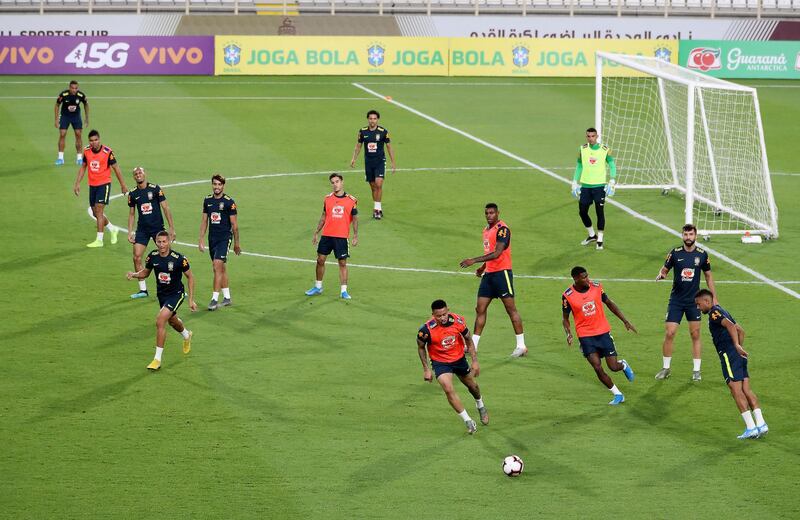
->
[5, 300, 129, 342]
[626, 381, 692, 426]
[26, 372, 149, 424]
[0, 248, 85, 274]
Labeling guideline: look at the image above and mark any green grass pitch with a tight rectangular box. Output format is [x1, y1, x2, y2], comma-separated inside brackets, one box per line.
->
[1, 76, 799, 518]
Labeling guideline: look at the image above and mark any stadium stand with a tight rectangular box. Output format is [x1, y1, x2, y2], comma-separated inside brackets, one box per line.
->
[0, 0, 796, 15]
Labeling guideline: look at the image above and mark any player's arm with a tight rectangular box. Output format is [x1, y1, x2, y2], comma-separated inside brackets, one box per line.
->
[562, 297, 574, 345]
[198, 212, 209, 252]
[656, 251, 673, 280]
[385, 142, 396, 173]
[350, 131, 363, 168]
[604, 150, 617, 196]
[351, 214, 359, 247]
[73, 162, 87, 196]
[127, 267, 152, 280]
[417, 335, 432, 383]
[184, 267, 198, 312]
[722, 318, 748, 358]
[603, 293, 637, 333]
[160, 200, 176, 242]
[127, 205, 136, 243]
[230, 214, 241, 255]
[702, 257, 717, 305]
[311, 208, 326, 245]
[462, 329, 479, 377]
[460, 227, 508, 268]
[82, 97, 89, 125]
[571, 152, 583, 197]
[54, 97, 61, 128]
[111, 163, 128, 194]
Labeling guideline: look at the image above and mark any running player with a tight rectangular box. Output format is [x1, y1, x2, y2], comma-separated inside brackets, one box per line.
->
[72, 129, 127, 248]
[305, 173, 359, 300]
[695, 289, 768, 439]
[571, 127, 617, 250]
[55, 80, 89, 166]
[459, 203, 527, 357]
[127, 167, 176, 299]
[126, 231, 196, 371]
[655, 223, 717, 381]
[417, 299, 488, 434]
[349, 110, 396, 220]
[562, 266, 637, 405]
[198, 174, 241, 311]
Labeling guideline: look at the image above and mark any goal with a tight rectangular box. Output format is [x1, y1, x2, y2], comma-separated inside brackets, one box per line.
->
[596, 52, 779, 238]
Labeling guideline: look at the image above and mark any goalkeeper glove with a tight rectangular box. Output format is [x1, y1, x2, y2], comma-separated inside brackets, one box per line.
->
[571, 181, 581, 199]
[605, 179, 617, 197]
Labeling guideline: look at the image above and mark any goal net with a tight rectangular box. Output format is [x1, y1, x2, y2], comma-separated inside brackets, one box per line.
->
[596, 52, 778, 238]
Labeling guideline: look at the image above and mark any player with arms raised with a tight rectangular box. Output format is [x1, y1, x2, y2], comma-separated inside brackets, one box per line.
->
[73, 129, 127, 248]
[655, 223, 717, 381]
[562, 266, 636, 405]
[127, 231, 196, 371]
[459, 203, 527, 357]
[695, 289, 768, 439]
[127, 167, 176, 299]
[417, 299, 488, 435]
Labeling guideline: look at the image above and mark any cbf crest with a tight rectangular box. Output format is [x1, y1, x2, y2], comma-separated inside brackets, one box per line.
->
[167, 261, 174, 271]
[147, 191, 153, 200]
[224, 43, 242, 66]
[368, 44, 385, 67]
[512, 45, 530, 68]
[219, 202, 225, 210]
[694, 256, 700, 266]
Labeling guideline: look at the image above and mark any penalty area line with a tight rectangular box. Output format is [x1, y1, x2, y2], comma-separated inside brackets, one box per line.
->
[351, 82, 799, 300]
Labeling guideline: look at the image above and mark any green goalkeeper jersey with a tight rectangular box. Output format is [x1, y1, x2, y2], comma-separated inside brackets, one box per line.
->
[575, 143, 616, 187]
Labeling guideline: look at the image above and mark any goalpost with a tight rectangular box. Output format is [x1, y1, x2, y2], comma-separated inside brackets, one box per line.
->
[595, 51, 779, 238]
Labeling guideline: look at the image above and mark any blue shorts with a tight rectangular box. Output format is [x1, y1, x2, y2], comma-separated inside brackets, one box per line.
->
[431, 356, 471, 378]
[135, 229, 163, 247]
[158, 291, 185, 316]
[579, 186, 606, 206]
[317, 235, 349, 260]
[478, 269, 514, 299]
[59, 112, 83, 130]
[578, 332, 617, 358]
[209, 235, 232, 262]
[365, 160, 385, 183]
[89, 184, 111, 206]
[665, 301, 701, 323]
[719, 348, 749, 383]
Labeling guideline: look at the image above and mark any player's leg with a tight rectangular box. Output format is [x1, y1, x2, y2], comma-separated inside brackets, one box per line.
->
[131, 241, 149, 298]
[742, 377, 767, 435]
[728, 380, 758, 438]
[373, 176, 384, 218]
[688, 312, 703, 381]
[56, 128, 67, 164]
[586, 351, 624, 404]
[168, 311, 192, 354]
[458, 371, 488, 425]
[594, 188, 606, 249]
[337, 258, 350, 299]
[219, 261, 232, 307]
[73, 128, 83, 165]
[500, 296, 527, 357]
[578, 188, 597, 245]
[471, 296, 492, 351]
[148, 306, 173, 370]
[209, 259, 225, 310]
[656, 318, 680, 379]
[436, 371, 476, 433]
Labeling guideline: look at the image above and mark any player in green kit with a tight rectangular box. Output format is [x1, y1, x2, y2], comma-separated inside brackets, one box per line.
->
[571, 127, 617, 250]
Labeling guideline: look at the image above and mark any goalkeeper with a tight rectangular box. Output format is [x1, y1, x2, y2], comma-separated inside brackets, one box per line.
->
[571, 127, 617, 250]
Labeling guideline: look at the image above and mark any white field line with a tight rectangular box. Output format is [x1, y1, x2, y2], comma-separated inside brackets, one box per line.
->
[102, 166, 800, 287]
[352, 82, 800, 300]
[1, 96, 373, 101]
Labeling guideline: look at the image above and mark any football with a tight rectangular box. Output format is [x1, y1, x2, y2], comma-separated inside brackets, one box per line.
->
[502, 455, 524, 477]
